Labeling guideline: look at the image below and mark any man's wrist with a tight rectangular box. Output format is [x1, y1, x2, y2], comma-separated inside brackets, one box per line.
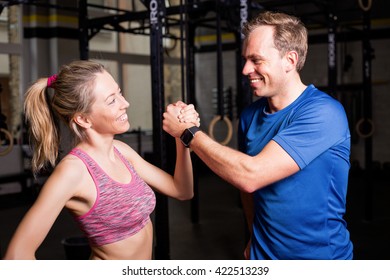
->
[180, 126, 201, 147]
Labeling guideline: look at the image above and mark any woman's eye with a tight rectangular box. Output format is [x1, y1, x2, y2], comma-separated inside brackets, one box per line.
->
[108, 92, 122, 104]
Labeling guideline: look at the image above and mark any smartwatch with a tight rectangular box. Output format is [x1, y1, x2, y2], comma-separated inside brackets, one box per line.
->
[180, 126, 201, 148]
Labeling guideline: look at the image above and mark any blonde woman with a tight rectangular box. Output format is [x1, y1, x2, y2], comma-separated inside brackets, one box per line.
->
[4, 60, 199, 260]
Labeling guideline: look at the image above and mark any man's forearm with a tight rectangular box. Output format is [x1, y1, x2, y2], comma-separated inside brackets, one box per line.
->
[189, 131, 254, 192]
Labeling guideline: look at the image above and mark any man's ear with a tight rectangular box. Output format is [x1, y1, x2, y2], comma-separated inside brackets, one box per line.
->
[73, 114, 92, 129]
[284, 50, 299, 72]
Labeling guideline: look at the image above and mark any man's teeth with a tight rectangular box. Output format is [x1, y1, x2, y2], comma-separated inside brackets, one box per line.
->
[250, 78, 263, 83]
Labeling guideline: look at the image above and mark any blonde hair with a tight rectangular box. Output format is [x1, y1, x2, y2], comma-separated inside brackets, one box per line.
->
[24, 60, 105, 174]
[242, 11, 308, 72]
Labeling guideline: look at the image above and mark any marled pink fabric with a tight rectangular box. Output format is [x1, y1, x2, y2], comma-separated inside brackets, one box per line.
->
[70, 147, 156, 247]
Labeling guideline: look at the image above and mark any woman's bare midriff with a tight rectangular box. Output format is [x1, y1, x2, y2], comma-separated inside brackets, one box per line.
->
[89, 220, 153, 260]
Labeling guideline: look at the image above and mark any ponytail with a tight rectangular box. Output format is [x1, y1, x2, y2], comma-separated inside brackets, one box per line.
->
[24, 78, 60, 175]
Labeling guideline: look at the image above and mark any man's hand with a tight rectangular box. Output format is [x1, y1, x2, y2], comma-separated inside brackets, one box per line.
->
[163, 101, 200, 138]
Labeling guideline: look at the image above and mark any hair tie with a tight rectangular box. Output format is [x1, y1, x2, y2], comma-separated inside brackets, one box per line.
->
[47, 74, 57, 88]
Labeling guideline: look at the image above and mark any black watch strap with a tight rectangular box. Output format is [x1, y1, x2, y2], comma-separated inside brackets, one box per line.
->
[180, 126, 201, 147]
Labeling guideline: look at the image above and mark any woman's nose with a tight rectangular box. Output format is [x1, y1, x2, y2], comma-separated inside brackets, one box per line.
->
[121, 95, 130, 108]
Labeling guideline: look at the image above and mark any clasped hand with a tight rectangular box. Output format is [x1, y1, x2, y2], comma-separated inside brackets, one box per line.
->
[163, 101, 200, 138]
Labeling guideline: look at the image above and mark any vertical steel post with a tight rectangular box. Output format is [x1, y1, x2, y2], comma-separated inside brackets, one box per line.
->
[183, 1, 200, 225]
[149, 0, 170, 259]
[327, 12, 337, 97]
[78, 0, 89, 60]
[362, 9, 373, 222]
[236, 0, 251, 118]
[216, 1, 224, 118]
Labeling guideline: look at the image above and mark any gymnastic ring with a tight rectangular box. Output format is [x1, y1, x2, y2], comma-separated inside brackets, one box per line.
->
[0, 128, 14, 156]
[358, 0, 372, 12]
[208, 115, 233, 145]
[355, 118, 375, 138]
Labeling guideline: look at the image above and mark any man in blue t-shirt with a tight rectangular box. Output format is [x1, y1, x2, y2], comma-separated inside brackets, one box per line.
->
[163, 11, 353, 259]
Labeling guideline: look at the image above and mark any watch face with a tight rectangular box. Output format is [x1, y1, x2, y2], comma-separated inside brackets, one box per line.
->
[180, 129, 193, 147]
[180, 126, 200, 147]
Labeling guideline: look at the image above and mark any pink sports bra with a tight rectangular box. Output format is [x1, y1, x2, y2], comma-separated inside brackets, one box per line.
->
[69, 147, 156, 247]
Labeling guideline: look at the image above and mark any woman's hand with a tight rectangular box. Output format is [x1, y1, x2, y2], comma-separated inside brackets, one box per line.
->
[163, 101, 200, 138]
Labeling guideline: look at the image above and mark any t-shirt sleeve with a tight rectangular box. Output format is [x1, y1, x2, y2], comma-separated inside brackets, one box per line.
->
[273, 97, 350, 169]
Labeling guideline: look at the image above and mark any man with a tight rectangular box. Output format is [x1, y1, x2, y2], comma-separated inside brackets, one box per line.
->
[163, 11, 353, 260]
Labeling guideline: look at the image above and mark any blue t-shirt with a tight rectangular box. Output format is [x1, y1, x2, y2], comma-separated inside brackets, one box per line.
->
[238, 85, 353, 259]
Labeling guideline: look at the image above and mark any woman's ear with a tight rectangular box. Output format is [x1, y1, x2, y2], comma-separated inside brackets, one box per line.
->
[73, 114, 92, 129]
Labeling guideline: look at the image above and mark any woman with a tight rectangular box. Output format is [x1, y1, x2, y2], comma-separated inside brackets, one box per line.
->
[4, 60, 199, 260]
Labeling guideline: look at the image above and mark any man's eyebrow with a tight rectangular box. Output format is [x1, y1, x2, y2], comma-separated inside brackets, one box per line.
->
[244, 54, 263, 60]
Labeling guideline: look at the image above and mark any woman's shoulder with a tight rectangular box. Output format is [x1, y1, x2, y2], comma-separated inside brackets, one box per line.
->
[113, 139, 146, 169]
[52, 153, 89, 184]
[36, 153, 90, 202]
[113, 139, 137, 156]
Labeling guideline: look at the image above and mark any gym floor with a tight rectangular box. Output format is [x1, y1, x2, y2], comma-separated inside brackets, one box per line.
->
[0, 165, 389, 260]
